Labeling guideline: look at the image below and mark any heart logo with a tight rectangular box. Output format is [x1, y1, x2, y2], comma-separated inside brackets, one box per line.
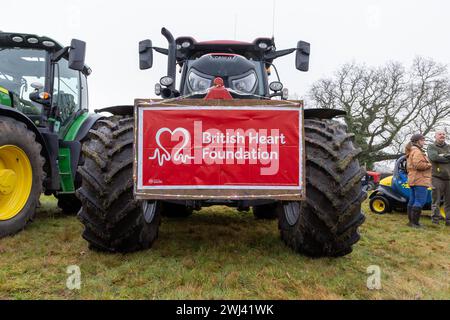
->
[149, 127, 193, 166]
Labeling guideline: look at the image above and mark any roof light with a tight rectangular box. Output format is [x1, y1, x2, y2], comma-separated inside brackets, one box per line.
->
[258, 42, 268, 50]
[12, 36, 24, 43]
[42, 41, 55, 47]
[181, 41, 191, 49]
[27, 37, 39, 44]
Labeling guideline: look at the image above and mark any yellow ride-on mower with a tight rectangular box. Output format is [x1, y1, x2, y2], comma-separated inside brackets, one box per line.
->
[369, 156, 445, 218]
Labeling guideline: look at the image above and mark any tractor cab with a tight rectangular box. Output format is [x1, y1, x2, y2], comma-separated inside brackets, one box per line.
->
[0, 32, 101, 239]
[0, 32, 88, 133]
[139, 28, 310, 100]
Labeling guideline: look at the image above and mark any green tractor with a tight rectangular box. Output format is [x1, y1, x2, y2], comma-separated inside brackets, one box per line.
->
[0, 32, 102, 237]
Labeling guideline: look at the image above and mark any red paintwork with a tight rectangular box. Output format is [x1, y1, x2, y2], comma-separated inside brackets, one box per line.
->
[367, 171, 381, 184]
[204, 77, 233, 100]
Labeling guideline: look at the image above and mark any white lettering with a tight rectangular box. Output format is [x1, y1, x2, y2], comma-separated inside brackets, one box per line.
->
[148, 121, 289, 175]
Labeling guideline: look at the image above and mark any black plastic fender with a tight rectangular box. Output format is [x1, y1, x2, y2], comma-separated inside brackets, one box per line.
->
[94, 105, 134, 116]
[94, 106, 347, 120]
[304, 108, 346, 120]
[75, 113, 105, 142]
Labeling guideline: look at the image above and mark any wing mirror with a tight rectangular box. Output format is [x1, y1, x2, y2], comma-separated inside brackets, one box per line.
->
[139, 39, 153, 70]
[68, 39, 86, 71]
[296, 41, 310, 72]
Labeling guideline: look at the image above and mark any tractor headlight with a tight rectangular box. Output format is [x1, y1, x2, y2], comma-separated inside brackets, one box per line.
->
[269, 81, 283, 92]
[160, 76, 174, 87]
[231, 72, 257, 94]
[42, 41, 55, 47]
[188, 71, 212, 92]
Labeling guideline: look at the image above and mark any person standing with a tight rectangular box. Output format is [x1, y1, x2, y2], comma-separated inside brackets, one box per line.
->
[405, 134, 432, 228]
[427, 130, 450, 226]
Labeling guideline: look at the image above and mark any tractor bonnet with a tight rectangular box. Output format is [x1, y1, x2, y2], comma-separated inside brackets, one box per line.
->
[189, 54, 255, 77]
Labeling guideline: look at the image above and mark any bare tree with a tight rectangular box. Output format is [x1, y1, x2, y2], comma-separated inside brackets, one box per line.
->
[309, 57, 450, 168]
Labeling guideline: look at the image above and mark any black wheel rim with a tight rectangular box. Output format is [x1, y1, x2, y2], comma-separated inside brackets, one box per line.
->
[142, 201, 156, 223]
[285, 202, 300, 226]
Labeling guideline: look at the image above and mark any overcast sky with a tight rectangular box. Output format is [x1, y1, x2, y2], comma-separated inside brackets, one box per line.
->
[2, 0, 449, 109]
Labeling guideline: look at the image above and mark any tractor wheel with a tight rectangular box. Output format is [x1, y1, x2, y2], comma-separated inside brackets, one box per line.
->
[56, 194, 81, 215]
[253, 203, 279, 220]
[440, 206, 446, 219]
[278, 119, 366, 257]
[56, 170, 82, 215]
[369, 196, 391, 214]
[76, 116, 161, 253]
[0, 116, 44, 238]
[161, 202, 193, 218]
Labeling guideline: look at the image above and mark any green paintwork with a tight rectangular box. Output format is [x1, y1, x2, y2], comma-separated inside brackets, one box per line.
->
[64, 112, 89, 141]
[58, 148, 73, 194]
[0, 87, 12, 107]
[57, 112, 90, 193]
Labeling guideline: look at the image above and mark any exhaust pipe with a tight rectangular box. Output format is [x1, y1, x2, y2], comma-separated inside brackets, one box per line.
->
[161, 27, 176, 91]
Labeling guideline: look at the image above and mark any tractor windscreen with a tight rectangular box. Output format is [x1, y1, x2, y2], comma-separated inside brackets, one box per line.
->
[0, 48, 47, 115]
[183, 54, 265, 97]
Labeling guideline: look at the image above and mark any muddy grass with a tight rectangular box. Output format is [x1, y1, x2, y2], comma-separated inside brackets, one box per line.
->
[0, 195, 448, 299]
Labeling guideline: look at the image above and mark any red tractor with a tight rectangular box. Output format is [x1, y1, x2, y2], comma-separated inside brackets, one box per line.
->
[362, 171, 381, 192]
[76, 28, 366, 257]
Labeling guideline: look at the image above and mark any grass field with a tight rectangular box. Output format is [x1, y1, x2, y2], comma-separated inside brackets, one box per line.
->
[0, 195, 448, 300]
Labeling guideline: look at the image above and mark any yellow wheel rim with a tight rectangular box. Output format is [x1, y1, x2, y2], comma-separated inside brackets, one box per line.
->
[0, 145, 33, 220]
[372, 199, 386, 213]
[440, 206, 446, 219]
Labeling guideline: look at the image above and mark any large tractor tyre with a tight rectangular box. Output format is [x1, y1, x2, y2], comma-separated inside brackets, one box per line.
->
[161, 202, 193, 218]
[76, 117, 161, 253]
[253, 203, 279, 220]
[56, 194, 82, 215]
[278, 119, 366, 257]
[0, 116, 44, 238]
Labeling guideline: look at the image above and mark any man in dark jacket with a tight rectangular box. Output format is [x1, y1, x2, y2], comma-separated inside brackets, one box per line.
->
[427, 130, 450, 225]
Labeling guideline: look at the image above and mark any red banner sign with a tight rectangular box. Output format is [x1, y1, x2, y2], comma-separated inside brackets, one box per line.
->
[135, 103, 304, 200]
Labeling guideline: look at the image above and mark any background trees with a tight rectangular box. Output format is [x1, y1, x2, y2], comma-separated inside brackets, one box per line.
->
[308, 57, 450, 169]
